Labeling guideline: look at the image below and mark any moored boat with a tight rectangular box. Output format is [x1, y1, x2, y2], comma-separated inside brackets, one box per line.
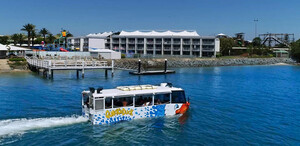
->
[82, 83, 190, 125]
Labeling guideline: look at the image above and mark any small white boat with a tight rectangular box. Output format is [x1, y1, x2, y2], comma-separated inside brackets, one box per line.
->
[81, 83, 190, 125]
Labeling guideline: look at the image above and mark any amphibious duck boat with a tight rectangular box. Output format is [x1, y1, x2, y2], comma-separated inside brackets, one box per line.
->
[82, 83, 190, 125]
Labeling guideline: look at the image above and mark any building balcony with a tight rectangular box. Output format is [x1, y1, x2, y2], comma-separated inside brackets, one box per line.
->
[173, 41, 181, 44]
[128, 41, 135, 44]
[156, 47, 162, 50]
[128, 48, 135, 50]
[155, 41, 162, 44]
[202, 45, 214, 51]
[202, 42, 214, 45]
[193, 42, 200, 45]
[113, 41, 119, 44]
[193, 48, 200, 51]
[164, 41, 171, 44]
[183, 47, 190, 51]
[183, 41, 190, 45]
[137, 41, 144, 44]
[147, 41, 154, 44]
[137, 47, 144, 50]
[164, 47, 171, 50]
[147, 47, 154, 50]
[173, 48, 180, 51]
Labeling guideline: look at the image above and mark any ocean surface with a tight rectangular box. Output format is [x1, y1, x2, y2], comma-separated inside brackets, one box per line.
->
[0, 65, 299, 145]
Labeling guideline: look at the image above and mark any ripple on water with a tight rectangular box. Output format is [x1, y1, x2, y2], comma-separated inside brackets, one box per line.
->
[0, 66, 300, 145]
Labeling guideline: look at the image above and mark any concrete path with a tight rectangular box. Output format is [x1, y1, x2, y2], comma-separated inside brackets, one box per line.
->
[0, 59, 11, 72]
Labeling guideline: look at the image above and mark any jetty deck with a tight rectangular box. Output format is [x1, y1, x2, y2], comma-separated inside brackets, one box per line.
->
[25, 57, 114, 79]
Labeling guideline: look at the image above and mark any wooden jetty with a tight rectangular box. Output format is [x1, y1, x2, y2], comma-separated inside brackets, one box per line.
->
[25, 57, 114, 79]
[129, 59, 175, 75]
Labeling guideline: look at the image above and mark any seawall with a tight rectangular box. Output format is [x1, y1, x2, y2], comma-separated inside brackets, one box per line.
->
[112, 58, 296, 71]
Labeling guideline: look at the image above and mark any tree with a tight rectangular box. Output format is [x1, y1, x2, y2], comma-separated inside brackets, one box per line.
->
[252, 37, 262, 48]
[31, 30, 38, 47]
[39, 28, 49, 44]
[291, 39, 300, 62]
[66, 31, 73, 37]
[17, 33, 25, 46]
[0, 36, 9, 45]
[47, 33, 56, 44]
[11, 34, 19, 46]
[21, 23, 35, 48]
[220, 38, 234, 56]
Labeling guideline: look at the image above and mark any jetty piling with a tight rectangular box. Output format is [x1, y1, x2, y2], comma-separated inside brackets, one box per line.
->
[138, 59, 141, 73]
[164, 59, 167, 73]
[129, 59, 175, 75]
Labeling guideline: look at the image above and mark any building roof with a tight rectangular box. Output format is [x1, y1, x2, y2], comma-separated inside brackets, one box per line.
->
[118, 30, 200, 37]
[86, 32, 113, 38]
[0, 44, 31, 51]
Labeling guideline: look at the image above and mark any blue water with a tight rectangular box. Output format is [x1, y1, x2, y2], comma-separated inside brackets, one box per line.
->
[0, 65, 300, 145]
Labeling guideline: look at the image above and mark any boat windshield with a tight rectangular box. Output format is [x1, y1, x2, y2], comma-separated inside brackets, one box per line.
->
[171, 91, 186, 103]
[154, 93, 170, 105]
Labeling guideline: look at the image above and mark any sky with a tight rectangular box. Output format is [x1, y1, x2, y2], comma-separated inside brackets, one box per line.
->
[0, 0, 299, 40]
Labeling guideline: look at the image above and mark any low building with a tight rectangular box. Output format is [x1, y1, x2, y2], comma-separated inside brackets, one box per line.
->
[0, 44, 31, 58]
[67, 32, 112, 52]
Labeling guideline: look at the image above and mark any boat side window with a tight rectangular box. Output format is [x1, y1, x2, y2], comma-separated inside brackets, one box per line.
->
[135, 94, 153, 107]
[105, 97, 112, 109]
[113, 96, 133, 108]
[89, 96, 94, 109]
[154, 93, 170, 105]
[82, 93, 89, 106]
[95, 98, 104, 110]
[171, 91, 186, 103]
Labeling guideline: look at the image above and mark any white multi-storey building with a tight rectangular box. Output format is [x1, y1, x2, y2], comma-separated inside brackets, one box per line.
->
[106, 30, 219, 57]
[68, 30, 220, 57]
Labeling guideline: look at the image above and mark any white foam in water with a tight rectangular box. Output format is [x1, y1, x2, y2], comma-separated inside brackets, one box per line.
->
[0, 116, 88, 137]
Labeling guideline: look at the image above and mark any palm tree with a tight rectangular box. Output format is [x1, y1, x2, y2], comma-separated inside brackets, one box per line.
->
[17, 33, 25, 47]
[21, 23, 35, 48]
[66, 31, 73, 37]
[11, 34, 19, 46]
[39, 28, 49, 44]
[47, 33, 56, 44]
[31, 30, 38, 47]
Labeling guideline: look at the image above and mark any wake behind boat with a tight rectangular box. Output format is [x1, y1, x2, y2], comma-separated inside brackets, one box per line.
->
[82, 83, 190, 125]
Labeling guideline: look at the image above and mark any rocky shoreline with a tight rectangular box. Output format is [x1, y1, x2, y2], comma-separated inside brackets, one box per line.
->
[112, 58, 296, 71]
[0, 59, 29, 73]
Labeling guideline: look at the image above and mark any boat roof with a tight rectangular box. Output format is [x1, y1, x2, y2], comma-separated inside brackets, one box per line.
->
[83, 84, 183, 98]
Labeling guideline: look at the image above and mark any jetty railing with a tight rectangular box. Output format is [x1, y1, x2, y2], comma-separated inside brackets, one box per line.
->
[25, 56, 114, 79]
[25, 56, 109, 69]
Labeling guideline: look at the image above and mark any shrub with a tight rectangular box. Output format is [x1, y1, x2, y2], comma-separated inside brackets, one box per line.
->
[121, 54, 126, 58]
[9, 57, 26, 61]
[133, 54, 140, 58]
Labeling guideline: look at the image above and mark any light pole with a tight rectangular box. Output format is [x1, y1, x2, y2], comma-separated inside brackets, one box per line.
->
[254, 19, 259, 38]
